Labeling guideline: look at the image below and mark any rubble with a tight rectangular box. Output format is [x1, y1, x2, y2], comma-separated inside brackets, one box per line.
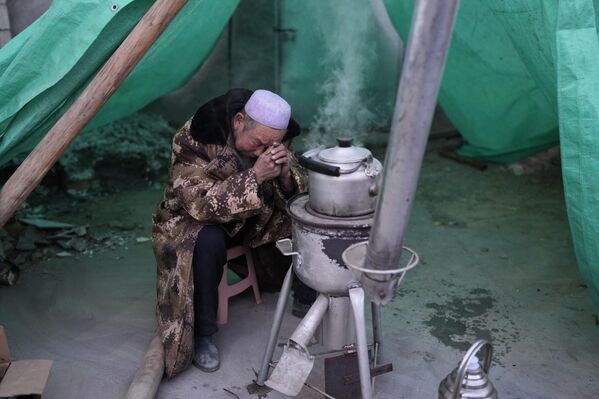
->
[59, 112, 174, 195]
[0, 213, 142, 281]
[0, 111, 167, 285]
[0, 261, 18, 286]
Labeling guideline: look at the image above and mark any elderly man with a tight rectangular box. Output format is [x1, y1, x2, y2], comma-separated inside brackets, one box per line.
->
[152, 88, 313, 378]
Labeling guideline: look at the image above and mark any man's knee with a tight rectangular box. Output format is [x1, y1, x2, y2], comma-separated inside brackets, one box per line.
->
[194, 225, 227, 260]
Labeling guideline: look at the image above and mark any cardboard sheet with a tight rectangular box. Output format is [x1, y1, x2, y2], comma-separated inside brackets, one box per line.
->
[0, 326, 10, 380]
[0, 325, 52, 397]
[0, 360, 53, 397]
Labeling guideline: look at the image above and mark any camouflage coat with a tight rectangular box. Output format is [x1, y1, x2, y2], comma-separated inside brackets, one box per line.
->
[152, 120, 307, 378]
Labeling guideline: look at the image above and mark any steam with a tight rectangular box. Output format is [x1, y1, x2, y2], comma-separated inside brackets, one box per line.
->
[306, 1, 380, 147]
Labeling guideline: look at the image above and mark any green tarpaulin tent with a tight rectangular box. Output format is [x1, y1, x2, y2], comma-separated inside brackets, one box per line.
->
[0, 0, 238, 165]
[1, 0, 598, 303]
[385, 0, 599, 304]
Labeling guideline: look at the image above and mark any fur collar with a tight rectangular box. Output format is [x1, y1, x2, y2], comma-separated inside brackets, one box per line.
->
[189, 88, 301, 145]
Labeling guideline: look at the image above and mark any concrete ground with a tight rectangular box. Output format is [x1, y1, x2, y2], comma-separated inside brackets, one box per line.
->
[0, 147, 598, 398]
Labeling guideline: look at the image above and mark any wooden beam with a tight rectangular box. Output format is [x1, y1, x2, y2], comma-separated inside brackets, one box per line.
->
[0, 0, 188, 226]
[124, 332, 164, 399]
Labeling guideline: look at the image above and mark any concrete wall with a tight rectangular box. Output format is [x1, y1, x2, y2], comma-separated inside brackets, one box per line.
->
[0, 0, 11, 47]
[229, 0, 275, 91]
[278, 0, 398, 134]
[4, 0, 400, 135]
[145, 26, 232, 125]
[147, 0, 276, 126]
[150, 0, 399, 132]
[6, 0, 50, 35]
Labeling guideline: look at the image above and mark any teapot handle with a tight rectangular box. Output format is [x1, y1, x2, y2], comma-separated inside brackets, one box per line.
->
[299, 155, 340, 176]
[450, 340, 493, 399]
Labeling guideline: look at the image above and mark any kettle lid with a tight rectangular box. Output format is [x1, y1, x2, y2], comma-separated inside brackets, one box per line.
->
[318, 137, 371, 164]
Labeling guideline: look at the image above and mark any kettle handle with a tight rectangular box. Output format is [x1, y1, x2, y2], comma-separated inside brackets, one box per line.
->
[450, 340, 493, 399]
[299, 155, 341, 177]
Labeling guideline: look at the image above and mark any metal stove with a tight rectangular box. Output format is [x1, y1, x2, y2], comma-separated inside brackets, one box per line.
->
[254, 0, 461, 396]
[254, 140, 419, 398]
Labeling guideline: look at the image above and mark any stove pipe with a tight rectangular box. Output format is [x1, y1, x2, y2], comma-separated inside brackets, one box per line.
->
[361, 0, 460, 304]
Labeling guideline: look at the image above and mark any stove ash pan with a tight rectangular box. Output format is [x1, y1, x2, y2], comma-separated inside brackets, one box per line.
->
[287, 194, 372, 295]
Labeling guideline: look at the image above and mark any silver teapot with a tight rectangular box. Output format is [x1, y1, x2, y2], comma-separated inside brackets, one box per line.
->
[299, 138, 382, 217]
[438, 340, 498, 399]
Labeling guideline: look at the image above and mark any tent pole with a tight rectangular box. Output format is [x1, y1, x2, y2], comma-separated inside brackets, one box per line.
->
[124, 331, 164, 399]
[0, 0, 188, 227]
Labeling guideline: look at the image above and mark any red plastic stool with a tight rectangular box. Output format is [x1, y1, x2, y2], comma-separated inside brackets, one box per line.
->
[216, 245, 262, 325]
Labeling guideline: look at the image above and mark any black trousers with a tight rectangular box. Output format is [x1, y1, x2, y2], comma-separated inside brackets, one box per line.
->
[192, 225, 317, 337]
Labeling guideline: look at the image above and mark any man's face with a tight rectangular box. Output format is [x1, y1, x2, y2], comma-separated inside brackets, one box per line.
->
[232, 113, 286, 158]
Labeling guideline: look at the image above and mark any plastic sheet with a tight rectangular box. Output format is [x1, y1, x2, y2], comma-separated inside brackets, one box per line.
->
[556, 0, 599, 304]
[0, 0, 238, 165]
[385, 0, 599, 302]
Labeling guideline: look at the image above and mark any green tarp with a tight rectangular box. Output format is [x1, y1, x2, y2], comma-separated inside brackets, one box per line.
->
[1, 1, 599, 304]
[0, 0, 238, 165]
[384, 1, 560, 163]
[557, 0, 599, 305]
[385, 0, 599, 303]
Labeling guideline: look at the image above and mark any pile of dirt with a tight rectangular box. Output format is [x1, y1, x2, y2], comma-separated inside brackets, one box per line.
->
[0, 111, 173, 284]
[59, 111, 175, 195]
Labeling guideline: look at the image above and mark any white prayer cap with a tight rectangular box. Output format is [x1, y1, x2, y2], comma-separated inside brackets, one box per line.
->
[244, 89, 291, 130]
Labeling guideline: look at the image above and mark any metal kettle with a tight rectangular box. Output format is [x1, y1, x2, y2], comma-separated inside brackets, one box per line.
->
[298, 137, 382, 217]
[438, 340, 498, 399]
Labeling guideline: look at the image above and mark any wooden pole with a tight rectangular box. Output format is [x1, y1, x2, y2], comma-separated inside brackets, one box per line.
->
[124, 332, 164, 399]
[0, 0, 188, 227]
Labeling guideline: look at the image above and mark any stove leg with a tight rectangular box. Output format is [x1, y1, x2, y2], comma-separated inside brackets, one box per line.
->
[349, 286, 373, 399]
[256, 266, 294, 386]
[371, 302, 383, 364]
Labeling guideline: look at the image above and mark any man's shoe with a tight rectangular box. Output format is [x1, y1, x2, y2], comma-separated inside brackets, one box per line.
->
[192, 335, 220, 372]
[291, 297, 312, 318]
